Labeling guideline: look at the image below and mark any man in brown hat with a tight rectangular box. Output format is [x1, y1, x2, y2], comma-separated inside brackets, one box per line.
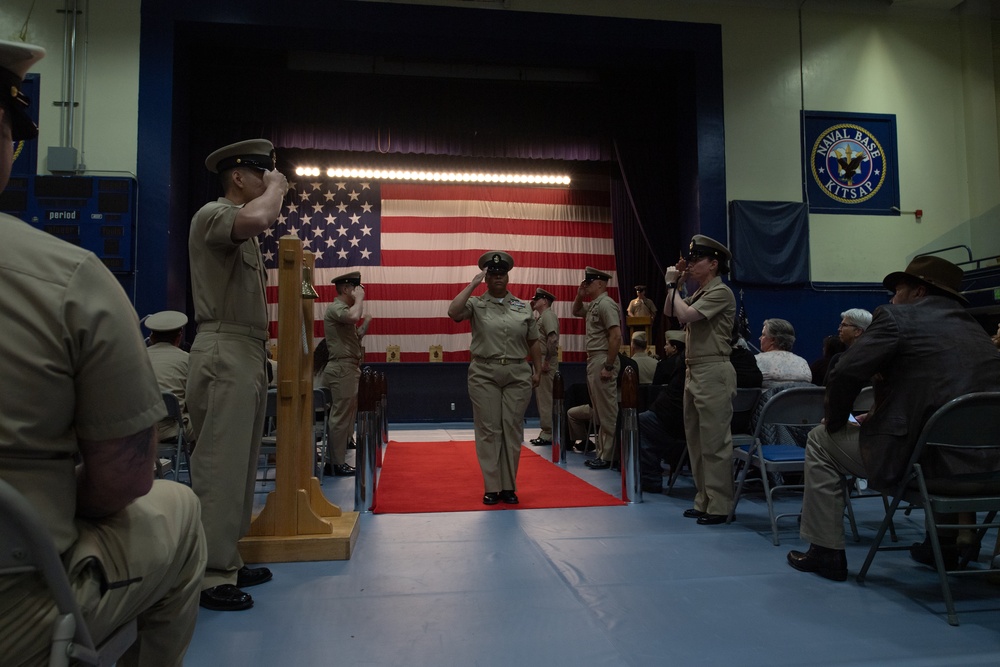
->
[187, 138, 288, 610]
[788, 255, 1000, 581]
[0, 40, 206, 663]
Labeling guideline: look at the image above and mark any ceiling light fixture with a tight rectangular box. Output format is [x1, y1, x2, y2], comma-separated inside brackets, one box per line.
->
[292, 166, 571, 186]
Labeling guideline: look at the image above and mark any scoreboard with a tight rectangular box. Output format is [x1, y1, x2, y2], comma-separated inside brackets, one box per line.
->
[0, 174, 137, 274]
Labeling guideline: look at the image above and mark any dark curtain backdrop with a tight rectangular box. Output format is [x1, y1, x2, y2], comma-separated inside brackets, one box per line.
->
[729, 200, 810, 286]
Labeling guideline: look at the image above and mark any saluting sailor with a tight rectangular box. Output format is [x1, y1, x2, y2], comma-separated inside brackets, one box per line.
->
[187, 139, 288, 611]
[449, 251, 542, 505]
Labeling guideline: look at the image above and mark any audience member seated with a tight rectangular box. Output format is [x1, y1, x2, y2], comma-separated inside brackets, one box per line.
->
[756, 318, 812, 388]
[0, 39, 207, 664]
[653, 330, 686, 384]
[787, 256, 1000, 582]
[568, 352, 638, 459]
[144, 310, 196, 446]
[629, 331, 658, 384]
[810, 335, 846, 386]
[824, 308, 872, 383]
[729, 333, 764, 433]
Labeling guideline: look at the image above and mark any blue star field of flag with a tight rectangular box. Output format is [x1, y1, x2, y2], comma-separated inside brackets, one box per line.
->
[260, 180, 382, 269]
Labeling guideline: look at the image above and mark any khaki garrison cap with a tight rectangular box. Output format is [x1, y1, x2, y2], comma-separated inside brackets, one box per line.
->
[0, 39, 46, 141]
[584, 266, 612, 282]
[665, 330, 686, 344]
[143, 310, 188, 332]
[205, 139, 276, 174]
[331, 271, 362, 286]
[479, 251, 514, 274]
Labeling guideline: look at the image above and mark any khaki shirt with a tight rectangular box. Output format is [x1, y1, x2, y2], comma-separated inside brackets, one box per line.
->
[585, 292, 621, 353]
[684, 276, 735, 361]
[324, 298, 363, 363]
[188, 198, 268, 329]
[465, 292, 539, 359]
[537, 309, 560, 370]
[0, 214, 164, 553]
[147, 343, 191, 438]
[627, 296, 656, 318]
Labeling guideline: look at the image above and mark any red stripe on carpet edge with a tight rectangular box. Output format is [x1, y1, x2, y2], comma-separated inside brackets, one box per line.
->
[372, 441, 625, 514]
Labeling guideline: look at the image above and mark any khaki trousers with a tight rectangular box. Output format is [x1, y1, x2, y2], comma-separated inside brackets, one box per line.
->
[683, 361, 736, 515]
[187, 332, 268, 589]
[586, 355, 619, 462]
[0, 481, 207, 667]
[799, 423, 866, 550]
[468, 359, 532, 492]
[535, 367, 556, 440]
[323, 360, 361, 465]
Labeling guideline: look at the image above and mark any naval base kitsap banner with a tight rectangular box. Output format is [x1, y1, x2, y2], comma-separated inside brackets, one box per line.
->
[802, 110, 899, 215]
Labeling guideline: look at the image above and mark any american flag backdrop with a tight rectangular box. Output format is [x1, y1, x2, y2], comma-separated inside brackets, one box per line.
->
[262, 180, 618, 362]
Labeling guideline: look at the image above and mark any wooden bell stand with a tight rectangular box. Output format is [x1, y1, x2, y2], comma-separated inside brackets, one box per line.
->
[238, 237, 360, 562]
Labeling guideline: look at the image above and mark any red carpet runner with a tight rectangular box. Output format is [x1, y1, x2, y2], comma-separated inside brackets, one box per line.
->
[372, 441, 625, 514]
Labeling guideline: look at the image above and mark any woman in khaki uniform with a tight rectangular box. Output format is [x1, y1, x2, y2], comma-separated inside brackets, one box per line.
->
[664, 235, 736, 525]
[449, 251, 542, 505]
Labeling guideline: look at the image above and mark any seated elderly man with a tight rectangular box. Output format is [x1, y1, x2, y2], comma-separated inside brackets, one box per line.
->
[823, 308, 872, 383]
[787, 256, 1000, 581]
[756, 318, 812, 388]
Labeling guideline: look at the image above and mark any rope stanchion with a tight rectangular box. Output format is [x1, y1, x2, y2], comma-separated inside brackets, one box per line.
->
[355, 367, 378, 513]
[551, 371, 567, 465]
[619, 366, 642, 504]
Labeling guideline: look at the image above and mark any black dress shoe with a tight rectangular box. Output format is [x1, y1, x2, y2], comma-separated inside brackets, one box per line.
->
[683, 508, 707, 519]
[787, 544, 848, 581]
[483, 492, 500, 505]
[236, 565, 272, 588]
[585, 458, 611, 469]
[332, 463, 356, 476]
[696, 513, 728, 525]
[499, 490, 519, 504]
[908, 535, 972, 570]
[199, 584, 253, 611]
[529, 437, 552, 446]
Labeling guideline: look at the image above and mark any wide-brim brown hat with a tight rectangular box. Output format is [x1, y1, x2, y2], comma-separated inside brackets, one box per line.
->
[882, 255, 967, 304]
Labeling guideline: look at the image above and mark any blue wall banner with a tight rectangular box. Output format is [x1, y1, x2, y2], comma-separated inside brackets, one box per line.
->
[801, 110, 899, 215]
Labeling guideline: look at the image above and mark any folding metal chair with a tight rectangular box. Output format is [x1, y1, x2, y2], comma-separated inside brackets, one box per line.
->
[728, 386, 826, 545]
[0, 478, 137, 666]
[156, 391, 189, 484]
[856, 391, 1000, 626]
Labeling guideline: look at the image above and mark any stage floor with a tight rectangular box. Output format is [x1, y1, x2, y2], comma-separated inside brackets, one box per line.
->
[184, 422, 1000, 666]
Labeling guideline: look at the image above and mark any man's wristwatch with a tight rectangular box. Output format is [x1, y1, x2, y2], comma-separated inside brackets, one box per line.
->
[603, 363, 614, 371]
[666, 282, 676, 289]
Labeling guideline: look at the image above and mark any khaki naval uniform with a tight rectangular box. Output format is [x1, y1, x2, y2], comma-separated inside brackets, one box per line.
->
[585, 293, 622, 462]
[323, 298, 363, 466]
[682, 276, 736, 516]
[466, 292, 539, 492]
[534, 308, 560, 441]
[627, 296, 656, 318]
[0, 215, 206, 666]
[187, 198, 270, 590]
[147, 342, 196, 442]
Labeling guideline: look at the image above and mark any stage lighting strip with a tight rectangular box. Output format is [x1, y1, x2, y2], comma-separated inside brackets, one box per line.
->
[293, 166, 571, 186]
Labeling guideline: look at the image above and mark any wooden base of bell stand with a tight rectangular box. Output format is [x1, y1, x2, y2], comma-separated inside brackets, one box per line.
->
[238, 512, 360, 563]
[237, 477, 360, 563]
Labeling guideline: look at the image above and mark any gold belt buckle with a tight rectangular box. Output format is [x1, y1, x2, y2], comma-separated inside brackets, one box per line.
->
[499, 358, 509, 365]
